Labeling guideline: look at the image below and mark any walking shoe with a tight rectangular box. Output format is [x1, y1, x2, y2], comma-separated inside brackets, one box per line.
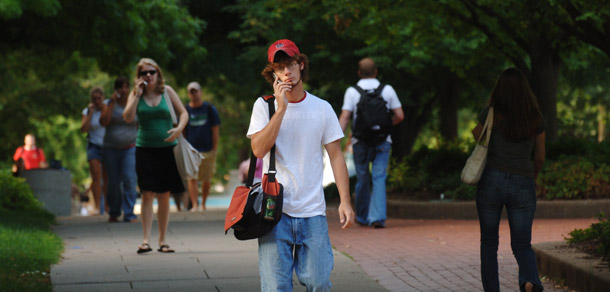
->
[372, 222, 385, 229]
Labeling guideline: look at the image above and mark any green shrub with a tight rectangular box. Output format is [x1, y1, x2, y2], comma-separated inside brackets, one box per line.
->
[387, 158, 426, 191]
[386, 136, 610, 201]
[566, 213, 610, 265]
[0, 172, 42, 211]
[388, 142, 475, 200]
[445, 182, 477, 201]
[323, 176, 357, 202]
[547, 136, 610, 166]
[537, 157, 610, 200]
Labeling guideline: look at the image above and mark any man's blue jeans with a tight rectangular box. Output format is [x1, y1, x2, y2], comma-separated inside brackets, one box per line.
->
[258, 214, 333, 292]
[476, 167, 543, 292]
[103, 147, 137, 221]
[353, 141, 391, 226]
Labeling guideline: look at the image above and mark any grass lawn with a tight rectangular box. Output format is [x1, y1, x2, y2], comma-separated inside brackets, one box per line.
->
[0, 208, 63, 292]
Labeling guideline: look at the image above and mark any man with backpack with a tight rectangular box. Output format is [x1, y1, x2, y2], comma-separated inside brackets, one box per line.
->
[339, 57, 404, 228]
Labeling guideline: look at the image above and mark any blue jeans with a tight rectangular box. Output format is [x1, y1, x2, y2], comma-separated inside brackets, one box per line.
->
[103, 147, 137, 221]
[476, 167, 543, 292]
[353, 141, 391, 226]
[258, 214, 333, 292]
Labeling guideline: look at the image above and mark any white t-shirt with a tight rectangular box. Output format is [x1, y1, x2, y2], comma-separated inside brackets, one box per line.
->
[82, 106, 106, 146]
[341, 78, 402, 144]
[247, 92, 344, 217]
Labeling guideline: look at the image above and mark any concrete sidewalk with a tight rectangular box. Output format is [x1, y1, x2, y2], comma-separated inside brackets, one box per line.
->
[51, 210, 387, 292]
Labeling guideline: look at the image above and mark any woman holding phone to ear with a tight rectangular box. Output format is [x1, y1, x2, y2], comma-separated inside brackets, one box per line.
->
[123, 58, 188, 254]
[100, 76, 138, 223]
[81, 86, 108, 215]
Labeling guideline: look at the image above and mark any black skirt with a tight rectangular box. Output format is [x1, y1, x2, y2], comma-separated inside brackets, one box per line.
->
[136, 146, 185, 194]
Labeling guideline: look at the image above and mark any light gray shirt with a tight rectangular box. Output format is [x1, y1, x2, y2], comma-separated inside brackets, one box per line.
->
[103, 99, 137, 149]
[82, 107, 105, 146]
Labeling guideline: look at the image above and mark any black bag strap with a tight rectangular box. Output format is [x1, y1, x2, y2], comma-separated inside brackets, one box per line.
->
[265, 96, 277, 183]
[353, 84, 385, 97]
[245, 152, 258, 188]
[353, 85, 366, 96]
[245, 95, 277, 187]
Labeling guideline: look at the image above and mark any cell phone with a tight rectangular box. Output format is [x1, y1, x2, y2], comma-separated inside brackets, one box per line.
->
[143, 81, 148, 86]
[273, 73, 282, 84]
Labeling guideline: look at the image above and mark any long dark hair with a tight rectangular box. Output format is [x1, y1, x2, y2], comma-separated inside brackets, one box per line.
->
[489, 68, 543, 142]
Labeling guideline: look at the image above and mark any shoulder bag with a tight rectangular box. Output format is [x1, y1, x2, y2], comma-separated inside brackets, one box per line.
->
[461, 107, 494, 185]
[224, 96, 284, 240]
[163, 91, 204, 182]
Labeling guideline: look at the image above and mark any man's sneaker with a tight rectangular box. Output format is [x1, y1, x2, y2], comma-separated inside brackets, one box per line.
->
[372, 222, 385, 229]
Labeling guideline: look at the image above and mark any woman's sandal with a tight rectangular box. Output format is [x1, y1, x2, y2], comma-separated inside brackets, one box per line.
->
[157, 244, 175, 253]
[137, 243, 152, 254]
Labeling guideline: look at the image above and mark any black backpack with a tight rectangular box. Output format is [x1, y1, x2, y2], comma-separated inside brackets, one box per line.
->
[352, 84, 392, 146]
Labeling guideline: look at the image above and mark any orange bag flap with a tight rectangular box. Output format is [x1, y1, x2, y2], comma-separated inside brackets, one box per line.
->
[224, 186, 251, 232]
[262, 174, 281, 196]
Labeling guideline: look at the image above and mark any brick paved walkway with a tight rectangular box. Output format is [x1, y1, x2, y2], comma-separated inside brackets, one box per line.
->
[326, 208, 596, 292]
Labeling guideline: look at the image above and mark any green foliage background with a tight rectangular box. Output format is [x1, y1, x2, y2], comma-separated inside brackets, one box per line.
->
[1, 0, 610, 194]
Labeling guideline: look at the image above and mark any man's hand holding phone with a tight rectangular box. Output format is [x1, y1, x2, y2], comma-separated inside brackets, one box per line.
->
[273, 73, 291, 110]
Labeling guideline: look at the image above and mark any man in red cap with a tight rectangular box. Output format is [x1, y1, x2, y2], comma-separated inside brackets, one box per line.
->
[247, 39, 355, 291]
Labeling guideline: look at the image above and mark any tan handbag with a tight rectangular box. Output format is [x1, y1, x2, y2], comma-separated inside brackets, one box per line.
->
[163, 92, 204, 182]
[461, 107, 494, 185]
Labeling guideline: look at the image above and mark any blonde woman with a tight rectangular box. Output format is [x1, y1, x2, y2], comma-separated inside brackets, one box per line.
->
[123, 58, 188, 254]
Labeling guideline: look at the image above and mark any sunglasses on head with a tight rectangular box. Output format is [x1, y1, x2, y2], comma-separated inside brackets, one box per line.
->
[139, 70, 157, 77]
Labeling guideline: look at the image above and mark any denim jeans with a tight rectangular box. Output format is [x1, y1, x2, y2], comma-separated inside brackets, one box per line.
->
[103, 147, 137, 221]
[353, 141, 391, 226]
[258, 214, 333, 292]
[476, 167, 543, 292]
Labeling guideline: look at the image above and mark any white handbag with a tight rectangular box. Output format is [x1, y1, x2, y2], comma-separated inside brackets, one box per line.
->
[461, 107, 494, 185]
[163, 92, 204, 181]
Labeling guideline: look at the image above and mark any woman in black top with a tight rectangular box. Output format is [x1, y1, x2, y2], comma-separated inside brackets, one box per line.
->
[472, 68, 545, 292]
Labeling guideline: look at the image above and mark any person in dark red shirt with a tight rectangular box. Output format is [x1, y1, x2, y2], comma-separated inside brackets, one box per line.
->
[13, 134, 48, 170]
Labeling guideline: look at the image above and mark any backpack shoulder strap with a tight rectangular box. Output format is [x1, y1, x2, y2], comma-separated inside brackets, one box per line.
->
[353, 85, 366, 96]
[374, 84, 386, 96]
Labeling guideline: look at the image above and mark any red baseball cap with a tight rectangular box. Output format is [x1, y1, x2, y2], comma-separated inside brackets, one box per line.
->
[267, 39, 300, 63]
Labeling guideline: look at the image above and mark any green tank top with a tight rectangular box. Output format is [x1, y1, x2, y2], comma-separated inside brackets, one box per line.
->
[136, 93, 177, 148]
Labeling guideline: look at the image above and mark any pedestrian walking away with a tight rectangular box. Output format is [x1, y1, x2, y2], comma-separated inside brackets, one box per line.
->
[100, 76, 139, 223]
[123, 58, 188, 254]
[184, 81, 221, 212]
[471, 67, 546, 292]
[81, 86, 108, 215]
[338, 57, 404, 228]
[247, 39, 355, 292]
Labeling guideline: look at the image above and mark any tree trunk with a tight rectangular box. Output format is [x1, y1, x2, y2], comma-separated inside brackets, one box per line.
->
[597, 104, 606, 143]
[391, 96, 437, 161]
[439, 74, 459, 141]
[528, 37, 560, 142]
